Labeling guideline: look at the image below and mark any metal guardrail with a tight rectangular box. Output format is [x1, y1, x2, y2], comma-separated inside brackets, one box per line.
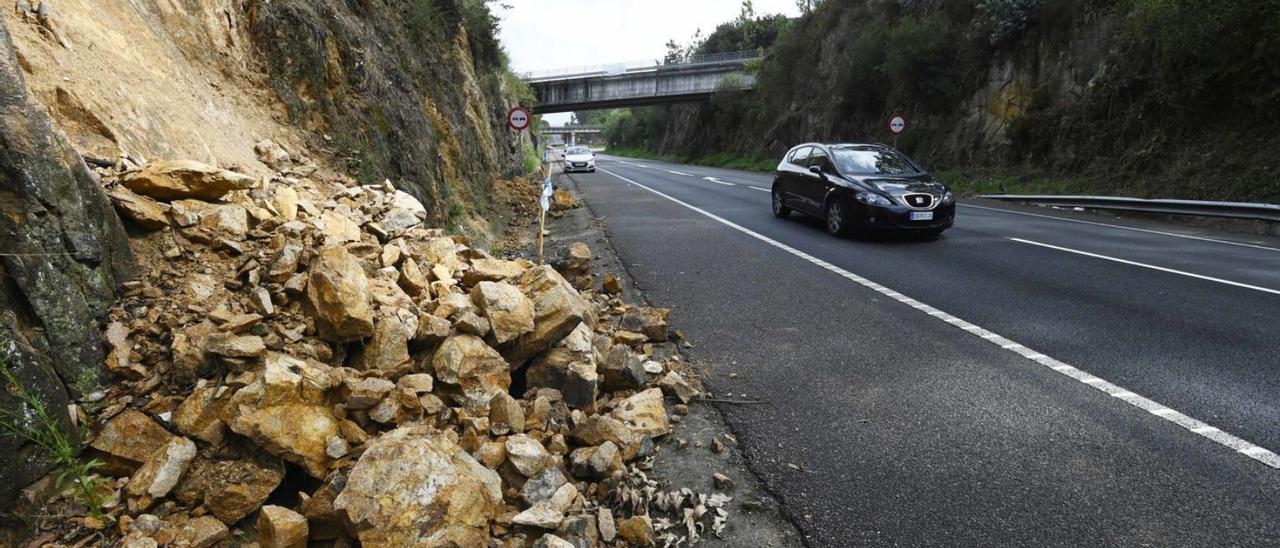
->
[981, 195, 1280, 223]
[520, 50, 760, 82]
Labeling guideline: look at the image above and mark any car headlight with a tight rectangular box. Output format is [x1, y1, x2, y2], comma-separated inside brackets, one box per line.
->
[942, 191, 955, 205]
[855, 192, 892, 206]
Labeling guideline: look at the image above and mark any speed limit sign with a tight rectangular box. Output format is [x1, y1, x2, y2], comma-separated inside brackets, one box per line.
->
[507, 107, 531, 132]
[887, 113, 907, 134]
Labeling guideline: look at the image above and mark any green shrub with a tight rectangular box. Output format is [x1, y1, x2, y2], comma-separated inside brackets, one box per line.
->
[0, 357, 111, 522]
[977, 0, 1046, 44]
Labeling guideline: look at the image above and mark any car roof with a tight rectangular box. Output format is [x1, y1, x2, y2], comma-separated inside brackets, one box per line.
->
[790, 142, 888, 151]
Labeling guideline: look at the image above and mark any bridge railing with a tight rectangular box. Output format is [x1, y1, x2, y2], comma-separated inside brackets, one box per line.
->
[521, 50, 760, 82]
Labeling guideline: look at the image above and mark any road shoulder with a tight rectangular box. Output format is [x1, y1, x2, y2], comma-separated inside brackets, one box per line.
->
[548, 167, 806, 547]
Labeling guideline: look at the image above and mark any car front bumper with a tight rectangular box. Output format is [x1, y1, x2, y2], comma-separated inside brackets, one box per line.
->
[564, 161, 595, 172]
[852, 202, 956, 231]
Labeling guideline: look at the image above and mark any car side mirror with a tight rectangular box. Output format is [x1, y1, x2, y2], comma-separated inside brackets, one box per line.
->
[808, 165, 822, 175]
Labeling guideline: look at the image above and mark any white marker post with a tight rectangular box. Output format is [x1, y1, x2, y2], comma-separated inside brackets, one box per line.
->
[538, 176, 553, 264]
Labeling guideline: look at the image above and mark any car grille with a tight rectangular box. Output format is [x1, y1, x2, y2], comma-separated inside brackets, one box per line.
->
[572, 162, 587, 168]
[903, 193, 934, 209]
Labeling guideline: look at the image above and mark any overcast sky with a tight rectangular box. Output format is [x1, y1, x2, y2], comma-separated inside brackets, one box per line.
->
[496, 0, 801, 125]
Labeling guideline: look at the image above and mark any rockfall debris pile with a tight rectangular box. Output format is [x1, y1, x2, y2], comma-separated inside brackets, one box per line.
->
[44, 143, 723, 547]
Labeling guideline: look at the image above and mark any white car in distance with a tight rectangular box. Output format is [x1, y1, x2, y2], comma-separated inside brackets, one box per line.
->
[563, 146, 596, 173]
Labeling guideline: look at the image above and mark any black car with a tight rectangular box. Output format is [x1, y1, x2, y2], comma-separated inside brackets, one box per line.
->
[771, 143, 955, 236]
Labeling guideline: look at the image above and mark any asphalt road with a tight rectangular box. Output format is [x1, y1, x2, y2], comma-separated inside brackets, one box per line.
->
[562, 155, 1280, 547]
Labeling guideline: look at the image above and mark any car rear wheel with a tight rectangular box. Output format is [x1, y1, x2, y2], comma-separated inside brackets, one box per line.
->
[826, 197, 851, 237]
[771, 186, 791, 218]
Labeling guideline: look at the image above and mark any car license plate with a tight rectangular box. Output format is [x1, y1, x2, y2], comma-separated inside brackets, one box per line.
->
[910, 211, 934, 221]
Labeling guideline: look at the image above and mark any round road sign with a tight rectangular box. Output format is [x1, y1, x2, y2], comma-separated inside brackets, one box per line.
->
[507, 107, 531, 132]
[887, 113, 907, 135]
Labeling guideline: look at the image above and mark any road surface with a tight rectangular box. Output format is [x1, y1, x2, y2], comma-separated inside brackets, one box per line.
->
[562, 155, 1280, 547]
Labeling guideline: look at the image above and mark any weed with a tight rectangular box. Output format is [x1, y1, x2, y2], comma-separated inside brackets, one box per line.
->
[0, 356, 112, 522]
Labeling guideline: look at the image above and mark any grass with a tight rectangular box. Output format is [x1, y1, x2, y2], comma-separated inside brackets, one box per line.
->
[0, 356, 112, 522]
[608, 146, 778, 173]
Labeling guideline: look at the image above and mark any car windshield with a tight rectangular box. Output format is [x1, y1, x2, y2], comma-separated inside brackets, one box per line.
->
[567, 147, 590, 155]
[831, 147, 921, 175]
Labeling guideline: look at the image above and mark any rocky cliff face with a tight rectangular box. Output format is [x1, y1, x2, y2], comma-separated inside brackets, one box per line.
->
[0, 18, 134, 511]
[3, 0, 524, 223]
[0, 0, 530, 514]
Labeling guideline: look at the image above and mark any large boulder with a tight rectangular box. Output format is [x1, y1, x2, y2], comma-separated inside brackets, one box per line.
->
[120, 160, 256, 201]
[88, 409, 174, 475]
[306, 246, 375, 342]
[526, 322, 598, 411]
[126, 437, 197, 512]
[612, 388, 671, 437]
[258, 505, 308, 548]
[220, 353, 341, 478]
[350, 311, 413, 375]
[173, 452, 284, 525]
[431, 335, 511, 411]
[334, 426, 502, 546]
[470, 281, 535, 344]
[463, 258, 527, 286]
[505, 266, 590, 364]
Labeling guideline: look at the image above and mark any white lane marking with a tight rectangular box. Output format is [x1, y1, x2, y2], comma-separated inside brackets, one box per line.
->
[962, 203, 1280, 253]
[596, 167, 1280, 470]
[666, 170, 693, 176]
[702, 176, 736, 187]
[1010, 238, 1280, 296]
[747, 186, 771, 192]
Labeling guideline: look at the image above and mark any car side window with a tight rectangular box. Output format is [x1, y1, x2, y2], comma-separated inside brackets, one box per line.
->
[789, 147, 811, 167]
[809, 149, 832, 172]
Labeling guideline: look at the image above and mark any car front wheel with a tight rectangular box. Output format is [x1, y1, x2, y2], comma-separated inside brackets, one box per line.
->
[826, 197, 851, 237]
[772, 186, 791, 218]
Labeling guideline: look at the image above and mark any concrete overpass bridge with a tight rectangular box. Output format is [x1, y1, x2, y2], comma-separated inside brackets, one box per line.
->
[523, 51, 760, 114]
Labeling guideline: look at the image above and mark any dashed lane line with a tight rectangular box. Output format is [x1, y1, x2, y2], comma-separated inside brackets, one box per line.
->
[596, 167, 1280, 470]
[1010, 238, 1280, 296]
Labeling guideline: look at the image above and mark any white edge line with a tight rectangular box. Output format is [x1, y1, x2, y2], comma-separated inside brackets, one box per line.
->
[596, 166, 1280, 471]
[1010, 238, 1280, 296]
[961, 202, 1280, 253]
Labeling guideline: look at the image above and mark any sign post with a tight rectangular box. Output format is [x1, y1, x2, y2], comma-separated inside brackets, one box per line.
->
[887, 113, 907, 149]
[508, 105, 548, 262]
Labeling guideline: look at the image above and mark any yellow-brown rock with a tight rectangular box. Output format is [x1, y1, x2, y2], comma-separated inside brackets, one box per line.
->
[220, 353, 341, 478]
[120, 160, 256, 201]
[126, 436, 197, 512]
[258, 505, 308, 548]
[505, 266, 590, 364]
[306, 246, 375, 342]
[432, 335, 511, 411]
[108, 186, 170, 230]
[471, 281, 535, 344]
[89, 409, 174, 475]
[333, 425, 502, 546]
[173, 452, 284, 525]
[612, 388, 671, 437]
[463, 258, 527, 286]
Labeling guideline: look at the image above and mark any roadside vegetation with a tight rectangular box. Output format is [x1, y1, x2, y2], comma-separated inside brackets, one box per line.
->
[0, 358, 111, 523]
[602, 0, 1280, 203]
